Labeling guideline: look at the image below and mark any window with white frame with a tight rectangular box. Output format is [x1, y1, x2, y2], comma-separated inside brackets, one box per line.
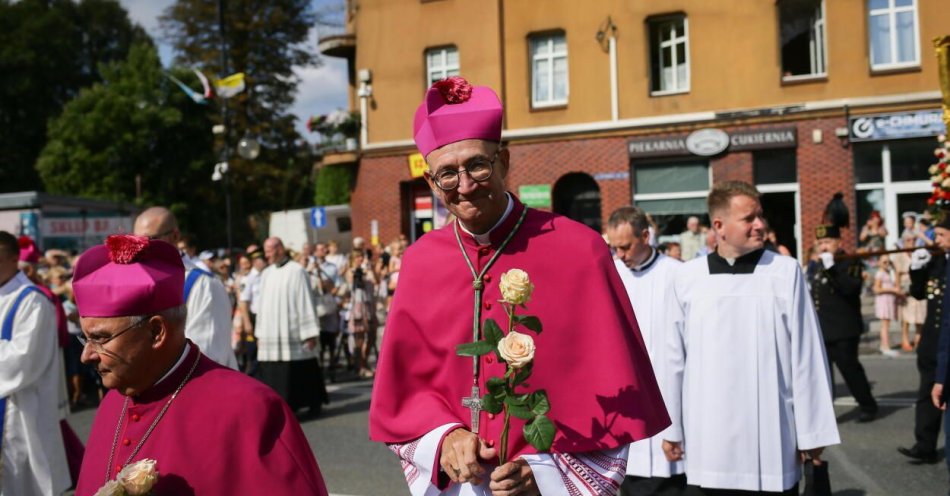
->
[868, 0, 919, 70]
[633, 161, 709, 242]
[649, 16, 689, 94]
[426, 46, 460, 86]
[779, 0, 827, 80]
[529, 33, 568, 107]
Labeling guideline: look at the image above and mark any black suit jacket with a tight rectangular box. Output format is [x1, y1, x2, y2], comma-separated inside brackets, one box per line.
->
[909, 254, 946, 376]
[809, 254, 865, 342]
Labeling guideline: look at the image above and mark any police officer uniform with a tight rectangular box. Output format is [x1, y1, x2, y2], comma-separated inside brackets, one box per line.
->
[808, 224, 879, 422]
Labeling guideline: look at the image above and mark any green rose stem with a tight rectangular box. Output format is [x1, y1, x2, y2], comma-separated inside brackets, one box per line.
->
[498, 302, 516, 465]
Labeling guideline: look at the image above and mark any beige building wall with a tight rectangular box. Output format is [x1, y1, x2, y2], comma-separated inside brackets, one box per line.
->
[352, 0, 944, 144]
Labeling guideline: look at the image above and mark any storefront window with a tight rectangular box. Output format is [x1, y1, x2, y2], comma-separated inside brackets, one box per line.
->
[753, 149, 797, 184]
[853, 143, 884, 183]
[889, 138, 936, 182]
[633, 161, 710, 239]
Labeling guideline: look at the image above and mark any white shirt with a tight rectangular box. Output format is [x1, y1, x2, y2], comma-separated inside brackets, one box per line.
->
[0, 272, 70, 496]
[239, 267, 263, 315]
[663, 250, 840, 492]
[256, 259, 320, 362]
[614, 254, 685, 479]
[182, 258, 237, 369]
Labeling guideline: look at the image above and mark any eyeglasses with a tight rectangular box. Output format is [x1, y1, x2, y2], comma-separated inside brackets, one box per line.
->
[427, 148, 500, 191]
[77, 316, 152, 355]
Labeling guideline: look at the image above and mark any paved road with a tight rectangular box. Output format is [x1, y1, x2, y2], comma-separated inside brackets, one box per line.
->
[67, 352, 947, 495]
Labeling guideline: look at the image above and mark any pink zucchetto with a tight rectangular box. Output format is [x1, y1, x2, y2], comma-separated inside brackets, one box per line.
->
[18, 236, 40, 264]
[413, 76, 503, 157]
[73, 234, 184, 318]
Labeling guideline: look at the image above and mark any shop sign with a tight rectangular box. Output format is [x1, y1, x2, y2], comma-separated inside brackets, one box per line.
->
[729, 127, 797, 151]
[518, 184, 552, 208]
[41, 216, 132, 238]
[686, 129, 730, 156]
[629, 126, 797, 158]
[408, 153, 427, 178]
[593, 171, 630, 181]
[849, 109, 945, 142]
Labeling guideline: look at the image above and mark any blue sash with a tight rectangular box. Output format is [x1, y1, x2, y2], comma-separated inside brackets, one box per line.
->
[184, 268, 212, 301]
[0, 285, 43, 444]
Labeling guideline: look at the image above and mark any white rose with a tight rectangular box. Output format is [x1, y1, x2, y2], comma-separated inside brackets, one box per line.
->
[931, 165, 941, 175]
[499, 269, 534, 305]
[94, 480, 125, 496]
[497, 331, 536, 369]
[119, 459, 159, 496]
[942, 177, 950, 189]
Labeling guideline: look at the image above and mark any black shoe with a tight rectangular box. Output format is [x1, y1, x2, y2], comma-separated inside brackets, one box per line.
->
[897, 446, 938, 464]
[856, 409, 878, 423]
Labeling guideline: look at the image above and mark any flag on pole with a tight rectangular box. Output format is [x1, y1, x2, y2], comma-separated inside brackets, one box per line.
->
[215, 73, 246, 99]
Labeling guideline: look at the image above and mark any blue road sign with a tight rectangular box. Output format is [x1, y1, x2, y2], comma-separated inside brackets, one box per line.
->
[310, 207, 327, 229]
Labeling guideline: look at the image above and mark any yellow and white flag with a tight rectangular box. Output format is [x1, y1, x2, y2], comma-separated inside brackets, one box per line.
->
[215, 72, 246, 99]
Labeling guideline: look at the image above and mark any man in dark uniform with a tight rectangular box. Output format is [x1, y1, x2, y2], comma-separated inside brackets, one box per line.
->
[899, 214, 950, 464]
[809, 224, 879, 422]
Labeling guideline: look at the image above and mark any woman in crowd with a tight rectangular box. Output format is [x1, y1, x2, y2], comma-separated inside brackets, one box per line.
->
[873, 255, 903, 357]
[346, 250, 378, 378]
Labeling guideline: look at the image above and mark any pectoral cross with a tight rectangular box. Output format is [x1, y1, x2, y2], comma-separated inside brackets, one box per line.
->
[461, 385, 482, 434]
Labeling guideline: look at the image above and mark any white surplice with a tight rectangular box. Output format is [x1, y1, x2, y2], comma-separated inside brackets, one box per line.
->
[613, 255, 684, 479]
[0, 272, 70, 496]
[256, 260, 320, 362]
[389, 424, 628, 496]
[183, 258, 238, 369]
[664, 250, 840, 492]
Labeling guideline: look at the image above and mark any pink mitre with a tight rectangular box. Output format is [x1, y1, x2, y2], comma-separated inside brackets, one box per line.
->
[17, 236, 40, 264]
[73, 234, 184, 318]
[413, 76, 503, 158]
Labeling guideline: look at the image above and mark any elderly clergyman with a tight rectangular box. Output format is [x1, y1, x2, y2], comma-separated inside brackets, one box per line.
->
[368, 76, 669, 496]
[73, 235, 328, 495]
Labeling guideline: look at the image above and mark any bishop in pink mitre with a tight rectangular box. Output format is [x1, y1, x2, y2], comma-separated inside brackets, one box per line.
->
[73, 235, 328, 495]
[369, 77, 670, 496]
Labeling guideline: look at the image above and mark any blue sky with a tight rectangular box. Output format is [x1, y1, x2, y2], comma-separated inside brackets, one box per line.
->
[118, 0, 349, 143]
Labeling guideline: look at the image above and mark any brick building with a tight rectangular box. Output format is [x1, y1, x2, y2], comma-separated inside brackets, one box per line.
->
[319, 0, 946, 258]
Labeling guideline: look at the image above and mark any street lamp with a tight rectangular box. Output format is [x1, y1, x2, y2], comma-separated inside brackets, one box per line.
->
[238, 133, 261, 160]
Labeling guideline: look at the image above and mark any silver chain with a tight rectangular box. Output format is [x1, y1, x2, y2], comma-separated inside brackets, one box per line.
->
[104, 350, 201, 484]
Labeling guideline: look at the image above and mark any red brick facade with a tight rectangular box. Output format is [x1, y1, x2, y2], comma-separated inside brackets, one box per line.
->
[351, 115, 871, 254]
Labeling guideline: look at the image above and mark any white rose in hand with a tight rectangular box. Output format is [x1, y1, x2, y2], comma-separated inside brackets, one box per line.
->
[119, 459, 160, 495]
[93, 480, 125, 496]
[499, 269, 534, 305]
[498, 331, 536, 369]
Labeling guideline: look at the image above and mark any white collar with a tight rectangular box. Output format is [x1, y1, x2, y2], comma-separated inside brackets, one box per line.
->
[0, 271, 30, 297]
[459, 193, 514, 246]
[631, 249, 659, 272]
[154, 343, 192, 386]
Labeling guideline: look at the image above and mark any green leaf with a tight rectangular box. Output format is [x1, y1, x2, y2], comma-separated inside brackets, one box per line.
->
[512, 363, 532, 385]
[515, 315, 542, 334]
[481, 392, 503, 414]
[504, 393, 528, 407]
[483, 319, 504, 345]
[528, 391, 551, 416]
[486, 377, 506, 395]
[456, 340, 495, 357]
[524, 415, 556, 451]
[506, 401, 534, 420]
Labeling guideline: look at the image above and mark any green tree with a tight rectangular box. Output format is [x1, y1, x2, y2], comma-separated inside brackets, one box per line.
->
[160, 0, 319, 241]
[36, 42, 227, 245]
[0, 0, 147, 192]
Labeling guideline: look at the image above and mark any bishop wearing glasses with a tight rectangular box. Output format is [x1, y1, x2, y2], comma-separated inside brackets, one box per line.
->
[73, 235, 328, 495]
[368, 77, 669, 496]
